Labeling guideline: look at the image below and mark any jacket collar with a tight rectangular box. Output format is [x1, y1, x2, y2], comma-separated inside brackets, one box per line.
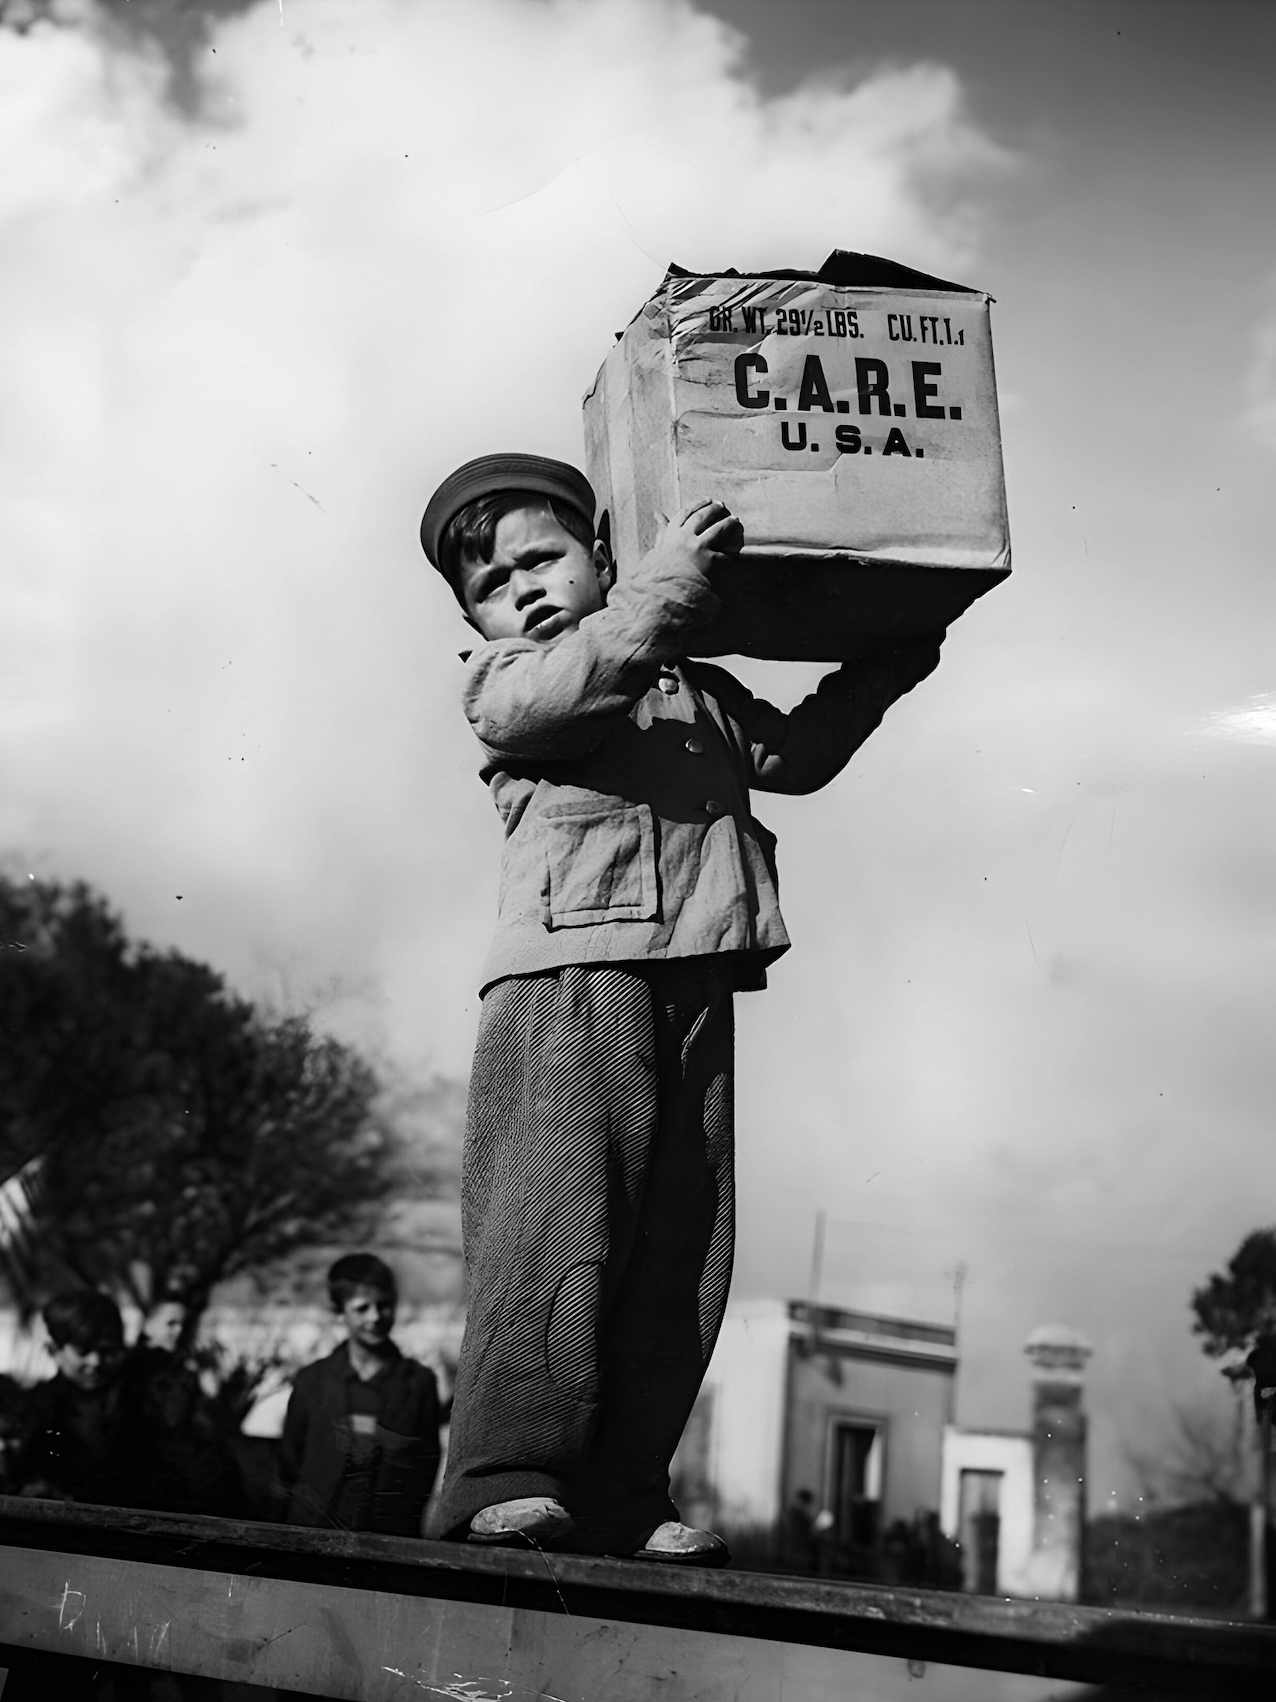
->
[336, 1338, 402, 1384]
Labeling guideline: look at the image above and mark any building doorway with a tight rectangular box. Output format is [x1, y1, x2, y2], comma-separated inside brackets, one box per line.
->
[831, 1420, 883, 1550]
[958, 1467, 1003, 1594]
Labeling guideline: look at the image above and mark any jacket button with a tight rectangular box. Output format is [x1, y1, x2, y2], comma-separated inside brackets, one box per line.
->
[658, 676, 679, 695]
[685, 738, 704, 755]
[704, 799, 723, 815]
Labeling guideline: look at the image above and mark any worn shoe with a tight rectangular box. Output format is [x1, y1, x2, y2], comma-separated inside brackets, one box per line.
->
[467, 1496, 575, 1548]
[631, 1520, 730, 1566]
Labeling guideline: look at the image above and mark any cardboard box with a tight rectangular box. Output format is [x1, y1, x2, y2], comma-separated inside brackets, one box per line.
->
[583, 251, 1010, 660]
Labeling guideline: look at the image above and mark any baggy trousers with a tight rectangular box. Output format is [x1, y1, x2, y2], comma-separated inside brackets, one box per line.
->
[427, 960, 735, 1550]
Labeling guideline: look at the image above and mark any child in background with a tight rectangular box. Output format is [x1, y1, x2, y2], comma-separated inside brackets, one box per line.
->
[418, 454, 943, 1561]
[142, 1297, 188, 1356]
[13, 1290, 138, 1506]
[129, 1291, 246, 1518]
[278, 1253, 441, 1535]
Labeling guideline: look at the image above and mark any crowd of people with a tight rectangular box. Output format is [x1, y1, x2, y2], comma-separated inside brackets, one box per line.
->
[0, 1253, 445, 1537]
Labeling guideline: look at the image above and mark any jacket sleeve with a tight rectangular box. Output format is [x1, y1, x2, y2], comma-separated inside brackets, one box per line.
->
[697, 637, 944, 796]
[415, 1366, 442, 1488]
[463, 547, 721, 763]
[277, 1376, 308, 1493]
[10, 1384, 57, 1495]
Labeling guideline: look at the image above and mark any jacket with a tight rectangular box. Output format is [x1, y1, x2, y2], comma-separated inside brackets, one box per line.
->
[12, 1373, 142, 1508]
[278, 1343, 441, 1536]
[463, 541, 941, 994]
[127, 1345, 246, 1517]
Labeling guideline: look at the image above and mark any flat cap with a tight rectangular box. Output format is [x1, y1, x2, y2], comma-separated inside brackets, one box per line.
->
[420, 453, 596, 572]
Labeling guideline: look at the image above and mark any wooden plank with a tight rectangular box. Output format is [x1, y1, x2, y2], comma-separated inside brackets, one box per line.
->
[0, 1543, 1092, 1701]
[2, 1497, 1275, 1693]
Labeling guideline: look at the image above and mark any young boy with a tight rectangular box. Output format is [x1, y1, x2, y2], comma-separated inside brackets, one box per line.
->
[13, 1290, 138, 1506]
[129, 1291, 246, 1518]
[278, 1253, 441, 1535]
[419, 454, 942, 1561]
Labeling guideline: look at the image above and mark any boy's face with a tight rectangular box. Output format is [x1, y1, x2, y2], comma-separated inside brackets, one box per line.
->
[340, 1286, 396, 1350]
[457, 504, 612, 642]
[53, 1339, 122, 1392]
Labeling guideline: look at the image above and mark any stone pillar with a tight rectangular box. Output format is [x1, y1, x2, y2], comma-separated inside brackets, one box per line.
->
[1021, 1324, 1093, 1602]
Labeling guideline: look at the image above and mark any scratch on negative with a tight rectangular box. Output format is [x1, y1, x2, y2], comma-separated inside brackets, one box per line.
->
[1055, 810, 1078, 879]
[271, 464, 325, 511]
[252, 450, 326, 513]
[150, 1621, 171, 1660]
[414, 1681, 567, 1702]
[258, 1625, 300, 1649]
[474, 158, 582, 218]
[414, 1683, 512, 1702]
[414, 1686, 493, 1701]
[58, 1585, 86, 1632]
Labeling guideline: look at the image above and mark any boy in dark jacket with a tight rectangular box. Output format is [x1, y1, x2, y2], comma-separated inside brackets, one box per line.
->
[278, 1254, 441, 1535]
[418, 454, 942, 1561]
[13, 1290, 138, 1507]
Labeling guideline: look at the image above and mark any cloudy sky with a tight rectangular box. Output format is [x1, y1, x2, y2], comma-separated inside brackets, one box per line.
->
[3, 0, 1274, 1512]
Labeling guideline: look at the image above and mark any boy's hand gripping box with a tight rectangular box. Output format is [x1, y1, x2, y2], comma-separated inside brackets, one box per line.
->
[583, 251, 1010, 660]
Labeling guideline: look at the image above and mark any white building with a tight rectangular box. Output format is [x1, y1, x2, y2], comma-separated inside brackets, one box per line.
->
[672, 1296, 958, 1564]
[940, 1324, 1094, 1601]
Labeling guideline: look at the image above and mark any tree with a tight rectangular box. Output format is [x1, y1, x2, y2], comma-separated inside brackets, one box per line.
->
[1128, 1396, 1249, 1510]
[0, 874, 405, 1322]
[1191, 1229, 1276, 1620]
[1192, 1230, 1276, 1366]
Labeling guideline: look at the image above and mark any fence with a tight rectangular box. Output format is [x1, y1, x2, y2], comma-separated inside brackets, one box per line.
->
[2, 1495, 1275, 1699]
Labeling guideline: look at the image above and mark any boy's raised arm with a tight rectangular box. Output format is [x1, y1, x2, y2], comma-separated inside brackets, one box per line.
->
[463, 502, 738, 762]
[700, 637, 945, 795]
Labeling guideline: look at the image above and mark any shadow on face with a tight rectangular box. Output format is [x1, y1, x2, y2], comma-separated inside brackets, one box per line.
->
[53, 1339, 124, 1392]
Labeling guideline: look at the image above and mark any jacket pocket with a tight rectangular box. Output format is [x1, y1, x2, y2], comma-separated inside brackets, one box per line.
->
[543, 800, 659, 928]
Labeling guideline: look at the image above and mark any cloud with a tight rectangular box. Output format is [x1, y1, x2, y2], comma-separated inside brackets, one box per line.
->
[1196, 694, 1276, 745]
[0, 0, 1005, 1072]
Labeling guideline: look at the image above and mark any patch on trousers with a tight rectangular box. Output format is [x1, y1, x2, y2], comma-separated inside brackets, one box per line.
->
[545, 1259, 604, 1400]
